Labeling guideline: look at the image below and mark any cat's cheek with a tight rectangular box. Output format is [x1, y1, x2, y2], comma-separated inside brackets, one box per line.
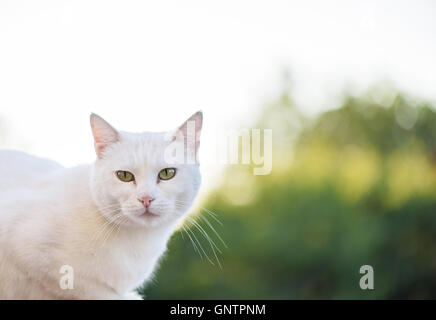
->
[110, 183, 135, 202]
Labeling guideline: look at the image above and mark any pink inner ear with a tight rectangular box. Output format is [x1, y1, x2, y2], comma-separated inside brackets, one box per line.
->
[92, 129, 118, 158]
[92, 126, 118, 144]
[90, 114, 119, 158]
[194, 131, 201, 151]
[94, 142, 108, 155]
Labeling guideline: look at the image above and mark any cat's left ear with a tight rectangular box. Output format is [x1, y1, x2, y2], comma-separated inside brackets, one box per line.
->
[90, 113, 119, 159]
[175, 111, 203, 151]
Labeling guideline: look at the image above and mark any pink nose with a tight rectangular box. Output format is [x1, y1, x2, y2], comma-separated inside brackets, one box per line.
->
[138, 195, 154, 208]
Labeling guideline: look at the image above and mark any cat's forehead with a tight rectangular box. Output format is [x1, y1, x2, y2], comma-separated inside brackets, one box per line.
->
[110, 131, 174, 170]
[123, 130, 169, 149]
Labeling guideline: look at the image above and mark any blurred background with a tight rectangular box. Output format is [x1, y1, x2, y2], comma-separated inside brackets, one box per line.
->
[1, 0, 436, 299]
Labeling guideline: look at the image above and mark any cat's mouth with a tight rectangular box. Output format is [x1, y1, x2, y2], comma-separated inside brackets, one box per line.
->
[123, 204, 164, 225]
[139, 209, 160, 219]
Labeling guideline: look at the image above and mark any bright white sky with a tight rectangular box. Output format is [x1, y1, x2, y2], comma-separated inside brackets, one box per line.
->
[1, 0, 436, 192]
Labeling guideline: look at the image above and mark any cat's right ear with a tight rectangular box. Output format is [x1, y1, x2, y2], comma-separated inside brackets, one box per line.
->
[90, 113, 119, 159]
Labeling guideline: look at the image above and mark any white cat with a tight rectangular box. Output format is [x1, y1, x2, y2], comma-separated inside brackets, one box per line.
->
[0, 111, 203, 299]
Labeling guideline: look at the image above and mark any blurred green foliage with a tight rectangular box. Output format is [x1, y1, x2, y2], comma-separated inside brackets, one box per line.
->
[141, 85, 436, 299]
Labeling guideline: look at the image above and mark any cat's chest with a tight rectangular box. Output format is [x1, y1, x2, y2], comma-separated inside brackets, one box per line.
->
[92, 230, 169, 292]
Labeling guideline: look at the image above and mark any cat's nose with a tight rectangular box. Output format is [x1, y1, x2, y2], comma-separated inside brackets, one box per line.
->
[138, 195, 154, 208]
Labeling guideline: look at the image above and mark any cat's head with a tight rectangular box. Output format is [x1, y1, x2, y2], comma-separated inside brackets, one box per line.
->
[89, 112, 202, 228]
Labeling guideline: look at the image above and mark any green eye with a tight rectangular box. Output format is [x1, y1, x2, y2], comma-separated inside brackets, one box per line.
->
[116, 170, 135, 182]
[158, 168, 176, 181]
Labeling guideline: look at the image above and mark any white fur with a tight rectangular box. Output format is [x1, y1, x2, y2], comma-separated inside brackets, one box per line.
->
[0, 112, 202, 299]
